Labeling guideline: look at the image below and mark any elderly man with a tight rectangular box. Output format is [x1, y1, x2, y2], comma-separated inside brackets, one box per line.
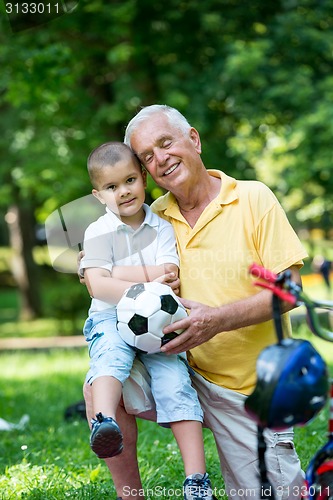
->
[83, 105, 307, 500]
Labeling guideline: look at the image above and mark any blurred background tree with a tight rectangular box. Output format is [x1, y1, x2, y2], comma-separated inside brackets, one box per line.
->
[0, 0, 332, 323]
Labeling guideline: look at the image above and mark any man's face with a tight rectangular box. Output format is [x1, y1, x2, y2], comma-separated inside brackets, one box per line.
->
[130, 113, 201, 192]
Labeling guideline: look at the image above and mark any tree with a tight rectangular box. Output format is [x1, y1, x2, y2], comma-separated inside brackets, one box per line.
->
[0, 0, 332, 317]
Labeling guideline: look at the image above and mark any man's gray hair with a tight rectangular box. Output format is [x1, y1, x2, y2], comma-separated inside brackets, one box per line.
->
[124, 105, 192, 146]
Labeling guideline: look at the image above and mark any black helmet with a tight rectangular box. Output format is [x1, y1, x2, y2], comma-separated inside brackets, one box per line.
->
[245, 338, 329, 430]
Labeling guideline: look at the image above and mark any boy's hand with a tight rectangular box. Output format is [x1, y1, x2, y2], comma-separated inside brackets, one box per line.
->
[77, 250, 86, 285]
[153, 272, 180, 295]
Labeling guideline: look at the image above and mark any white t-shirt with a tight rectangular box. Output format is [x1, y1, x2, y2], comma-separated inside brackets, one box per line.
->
[81, 204, 179, 313]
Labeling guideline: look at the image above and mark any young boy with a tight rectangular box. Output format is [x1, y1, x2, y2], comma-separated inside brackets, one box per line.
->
[81, 142, 216, 499]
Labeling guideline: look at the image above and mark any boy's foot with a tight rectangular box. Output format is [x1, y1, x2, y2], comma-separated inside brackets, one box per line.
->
[183, 472, 216, 500]
[90, 412, 123, 459]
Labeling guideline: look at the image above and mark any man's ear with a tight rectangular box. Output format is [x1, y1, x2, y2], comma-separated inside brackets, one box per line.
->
[92, 189, 106, 205]
[189, 127, 202, 154]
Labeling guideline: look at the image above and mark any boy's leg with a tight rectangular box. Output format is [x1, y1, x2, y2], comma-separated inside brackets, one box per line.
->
[92, 375, 122, 419]
[170, 420, 206, 476]
[86, 319, 137, 461]
[84, 382, 144, 500]
[89, 376, 124, 459]
[141, 353, 203, 425]
[141, 353, 216, 498]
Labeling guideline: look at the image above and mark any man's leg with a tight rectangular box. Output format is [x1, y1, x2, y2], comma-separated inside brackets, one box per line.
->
[83, 382, 144, 500]
[192, 372, 304, 500]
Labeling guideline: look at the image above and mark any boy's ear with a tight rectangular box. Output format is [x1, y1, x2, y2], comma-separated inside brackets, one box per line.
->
[92, 189, 106, 205]
[141, 169, 147, 187]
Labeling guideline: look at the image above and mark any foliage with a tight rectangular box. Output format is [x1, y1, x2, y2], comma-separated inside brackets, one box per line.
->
[0, 0, 332, 227]
[1, 1, 333, 318]
[0, 245, 90, 332]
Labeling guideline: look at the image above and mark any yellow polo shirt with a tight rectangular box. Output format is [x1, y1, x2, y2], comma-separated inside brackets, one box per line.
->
[151, 170, 308, 394]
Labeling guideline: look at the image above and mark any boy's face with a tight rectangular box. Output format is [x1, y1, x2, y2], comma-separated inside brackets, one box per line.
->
[92, 156, 147, 225]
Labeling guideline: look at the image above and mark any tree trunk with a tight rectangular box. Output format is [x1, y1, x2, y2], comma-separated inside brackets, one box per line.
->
[5, 204, 41, 320]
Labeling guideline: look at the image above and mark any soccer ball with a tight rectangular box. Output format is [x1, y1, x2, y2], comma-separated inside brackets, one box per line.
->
[116, 282, 187, 354]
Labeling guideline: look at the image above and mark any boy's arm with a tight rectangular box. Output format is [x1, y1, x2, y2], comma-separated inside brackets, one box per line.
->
[85, 263, 180, 304]
[111, 263, 178, 281]
[85, 267, 139, 304]
[111, 263, 180, 294]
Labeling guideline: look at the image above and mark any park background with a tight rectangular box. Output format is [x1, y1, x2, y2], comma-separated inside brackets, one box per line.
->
[0, 1, 333, 498]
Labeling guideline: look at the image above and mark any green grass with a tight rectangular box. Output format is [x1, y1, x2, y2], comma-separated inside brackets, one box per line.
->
[0, 348, 332, 500]
[0, 349, 222, 499]
[0, 317, 86, 339]
[0, 253, 332, 498]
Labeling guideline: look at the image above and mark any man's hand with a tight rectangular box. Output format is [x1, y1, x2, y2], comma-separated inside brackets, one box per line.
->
[160, 298, 219, 354]
[160, 265, 302, 355]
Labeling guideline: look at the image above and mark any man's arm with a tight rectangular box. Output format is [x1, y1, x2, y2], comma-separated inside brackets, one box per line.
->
[161, 265, 301, 354]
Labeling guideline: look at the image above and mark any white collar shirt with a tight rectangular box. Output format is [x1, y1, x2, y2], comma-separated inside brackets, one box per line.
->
[81, 204, 178, 312]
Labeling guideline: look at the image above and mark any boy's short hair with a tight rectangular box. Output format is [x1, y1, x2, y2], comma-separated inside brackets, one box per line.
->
[87, 142, 140, 188]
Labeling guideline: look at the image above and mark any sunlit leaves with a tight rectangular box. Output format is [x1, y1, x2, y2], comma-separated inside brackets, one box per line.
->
[0, 0, 332, 231]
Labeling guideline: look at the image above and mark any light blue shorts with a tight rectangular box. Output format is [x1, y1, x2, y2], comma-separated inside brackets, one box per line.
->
[83, 311, 203, 425]
[83, 311, 136, 385]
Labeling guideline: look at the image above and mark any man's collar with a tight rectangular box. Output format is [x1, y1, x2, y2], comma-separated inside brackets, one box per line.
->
[153, 170, 238, 217]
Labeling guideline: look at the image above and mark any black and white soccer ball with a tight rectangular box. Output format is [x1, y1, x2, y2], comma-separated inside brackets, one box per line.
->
[116, 282, 187, 354]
